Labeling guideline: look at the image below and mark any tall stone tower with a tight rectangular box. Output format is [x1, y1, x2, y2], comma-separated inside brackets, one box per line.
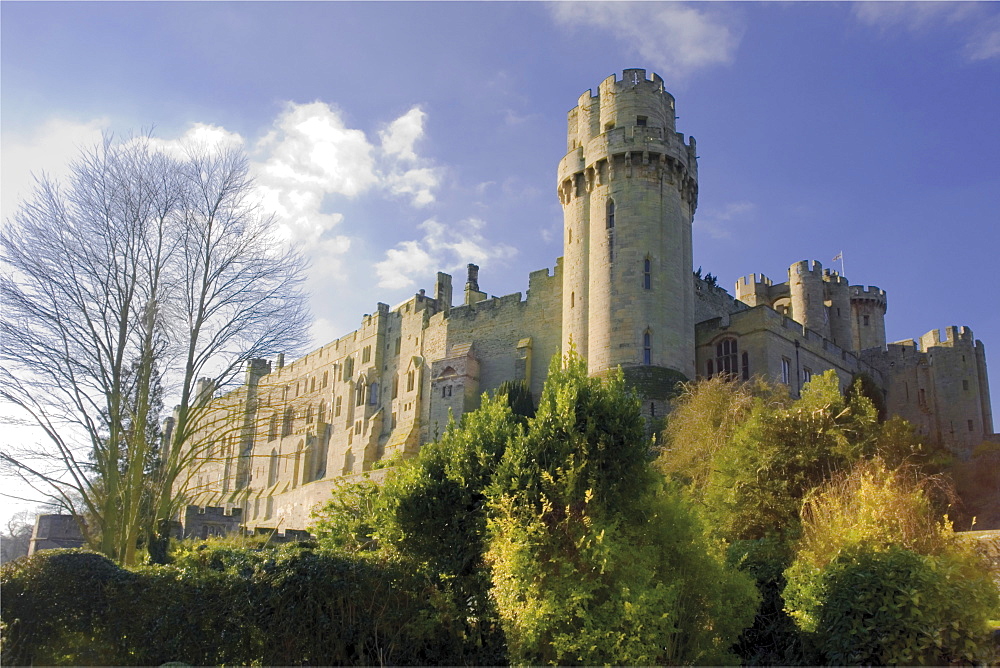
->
[558, 69, 698, 413]
[851, 286, 888, 351]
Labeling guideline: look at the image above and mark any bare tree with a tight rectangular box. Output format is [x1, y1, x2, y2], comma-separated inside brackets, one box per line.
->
[1, 134, 310, 565]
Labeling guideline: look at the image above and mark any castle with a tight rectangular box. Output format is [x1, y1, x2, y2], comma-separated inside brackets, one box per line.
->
[178, 70, 994, 534]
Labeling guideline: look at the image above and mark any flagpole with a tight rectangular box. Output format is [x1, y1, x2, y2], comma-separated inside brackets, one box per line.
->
[832, 251, 845, 278]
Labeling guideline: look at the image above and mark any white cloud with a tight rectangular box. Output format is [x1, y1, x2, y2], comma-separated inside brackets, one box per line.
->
[965, 14, 1000, 61]
[375, 217, 516, 290]
[852, 1, 1000, 61]
[1, 117, 110, 222]
[378, 106, 440, 207]
[256, 101, 378, 201]
[852, 2, 976, 32]
[380, 107, 425, 163]
[250, 102, 440, 250]
[309, 316, 348, 350]
[376, 240, 438, 290]
[387, 167, 439, 207]
[551, 2, 742, 80]
[145, 122, 245, 159]
[695, 200, 755, 240]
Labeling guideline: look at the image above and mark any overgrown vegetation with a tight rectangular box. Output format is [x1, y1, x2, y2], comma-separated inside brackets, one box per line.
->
[657, 371, 996, 665]
[784, 460, 999, 664]
[3, 366, 997, 666]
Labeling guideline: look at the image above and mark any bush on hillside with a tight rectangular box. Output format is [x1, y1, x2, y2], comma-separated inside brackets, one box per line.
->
[784, 460, 999, 665]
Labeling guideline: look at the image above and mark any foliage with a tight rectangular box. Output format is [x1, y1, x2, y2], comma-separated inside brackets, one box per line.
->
[0, 134, 310, 565]
[657, 375, 785, 492]
[309, 477, 384, 553]
[311, 394, 522, 664]
[847, 371, 887, 421]
[699, 370, 881, 542]
[793, 459, 954, 565]
[486, 352, 758, 665]
[659, 372, 965, 664]
[784, 459, 1000, 665]
[786, 544, 998, 665]
[495, 379, 536, 419]
[0, 544, 477, 666]
[1, 550, 128, 665]
[380, 395, 520, 576]
[726, 538, 814, 665]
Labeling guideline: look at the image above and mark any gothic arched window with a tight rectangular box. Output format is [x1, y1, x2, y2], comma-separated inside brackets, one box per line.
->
[267, 449, 278, 486]
[643, 330, 652, 365]
[356, 380, 366, 407]
[607, 199, 615, 228]
[716, 338, 738, 378]
[643, 258, 652, 290]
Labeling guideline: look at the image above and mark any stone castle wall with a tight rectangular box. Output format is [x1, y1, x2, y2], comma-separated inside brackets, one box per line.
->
[862, 326, 993, 456]
[174, 70, 994, 534]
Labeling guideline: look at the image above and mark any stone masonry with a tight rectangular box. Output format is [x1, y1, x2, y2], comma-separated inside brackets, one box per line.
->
[176, 70, 995, 533]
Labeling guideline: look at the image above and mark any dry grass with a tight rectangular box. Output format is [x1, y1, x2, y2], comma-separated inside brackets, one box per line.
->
[796, 459, 957, 569]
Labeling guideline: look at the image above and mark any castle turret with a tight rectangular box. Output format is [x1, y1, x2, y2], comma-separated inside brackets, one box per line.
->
[735, 273, 773, 308]
[823, 269, 852, 350]
[244, 358, 272, 386]
[559, 69, 698, 413]
[789, 260, 829, 340]
[851, 285, 887, 351]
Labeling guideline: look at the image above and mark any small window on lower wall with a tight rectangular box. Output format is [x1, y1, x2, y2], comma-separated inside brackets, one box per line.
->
[781, 357, 791, 385]
[741, 351, 749, 380]
[706, 359, 714, 378]
[803, 367, 813, 384]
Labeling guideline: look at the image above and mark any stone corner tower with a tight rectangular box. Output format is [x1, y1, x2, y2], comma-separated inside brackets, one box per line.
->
[558, 68, 698, 413]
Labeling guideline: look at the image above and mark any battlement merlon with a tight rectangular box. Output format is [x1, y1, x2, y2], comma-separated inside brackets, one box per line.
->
[735, 273, 775, 307]
[567, 68, 680, 150]
[920, 326, 977, 349]
[850, 285, 888, 309]
[789, 259, 827, 278]
[822, 268, 848, 286]
[737, 273, 773, 288]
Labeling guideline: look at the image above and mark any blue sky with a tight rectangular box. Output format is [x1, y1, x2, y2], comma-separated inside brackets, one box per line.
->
[2, 2, 999, 515]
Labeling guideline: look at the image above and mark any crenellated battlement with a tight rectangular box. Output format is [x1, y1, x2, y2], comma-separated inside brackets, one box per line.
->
[921, 326, 976, 348]
[606, 68, 665, 89]
[738, 273, 773, 288]
[790, 259, 825, 277]
[851, 285, 887, 306]
[822, 268, 848, 286]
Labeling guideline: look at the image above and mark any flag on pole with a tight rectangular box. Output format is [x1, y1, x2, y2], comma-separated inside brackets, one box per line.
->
[832, 251, 843, 262]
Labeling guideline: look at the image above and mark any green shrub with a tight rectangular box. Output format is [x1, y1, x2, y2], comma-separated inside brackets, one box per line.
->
[784, 460, 1000, 665]
[487, 353, 758, 665]
[727, 538, 815, 665]
[1, 550, 129, 665]
[785, 544, 998, 664]
[1, 544, 485, 666]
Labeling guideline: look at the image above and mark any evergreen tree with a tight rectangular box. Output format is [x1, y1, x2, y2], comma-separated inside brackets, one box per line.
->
[487, 352, 757, 665]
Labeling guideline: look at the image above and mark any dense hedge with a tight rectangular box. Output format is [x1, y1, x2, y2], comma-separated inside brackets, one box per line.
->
[784, 543, 998, 665]
[1, 545, 483, 666]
